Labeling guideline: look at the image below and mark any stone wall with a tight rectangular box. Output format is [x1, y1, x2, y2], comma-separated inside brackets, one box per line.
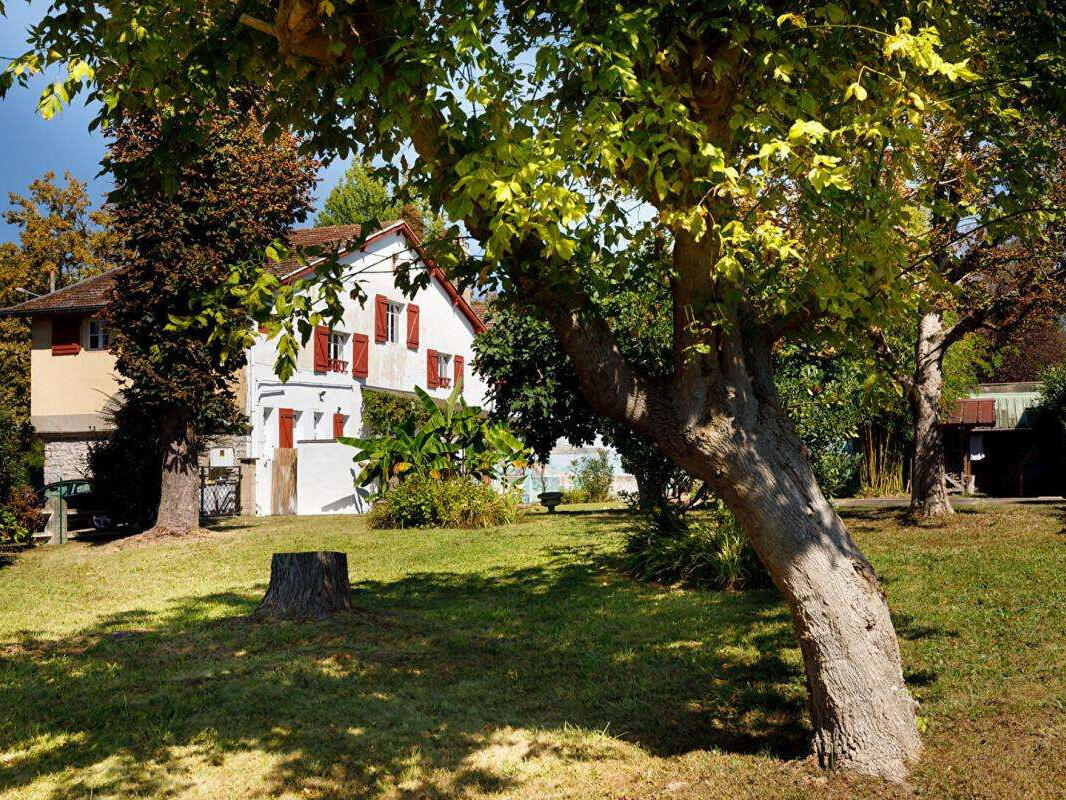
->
[43, 437, 97, 485]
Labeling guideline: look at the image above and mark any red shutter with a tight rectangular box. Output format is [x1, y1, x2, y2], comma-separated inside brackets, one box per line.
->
[278, 408, 294, 449]
[406, 303, 420, 349]
[426, 349, 439, 388]
[454, 355, 464, 390]
[332, 413, 345, 439]
[374, 294, 388, 342]
[313, 326, 330, 373]
[51, 317, 81, 356]
[351, 333, 369, 378]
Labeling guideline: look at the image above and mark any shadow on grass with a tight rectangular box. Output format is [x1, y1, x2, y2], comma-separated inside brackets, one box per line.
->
[0, 548, 807, 798]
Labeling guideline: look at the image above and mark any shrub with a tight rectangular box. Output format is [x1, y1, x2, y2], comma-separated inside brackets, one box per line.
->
[361, 389, 433, 436]
[368, 475, 521, 529]
[623, 503, 771, 591]
[560, 488, 587, 504]
[572, 451, 613, 502]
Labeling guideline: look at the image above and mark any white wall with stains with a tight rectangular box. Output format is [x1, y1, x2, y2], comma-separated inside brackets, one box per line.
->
[244, 226, 489, 515]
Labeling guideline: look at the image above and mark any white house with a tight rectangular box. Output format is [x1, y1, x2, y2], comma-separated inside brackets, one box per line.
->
[3, 220, 489, 516]
[244, 220, 489, 515]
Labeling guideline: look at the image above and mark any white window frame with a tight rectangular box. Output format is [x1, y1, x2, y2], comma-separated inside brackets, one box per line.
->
[385, 301, 402, 343]
[328, 331, 347, 367]
[437, 352, 452, 388]
[87, 318, 109, 351]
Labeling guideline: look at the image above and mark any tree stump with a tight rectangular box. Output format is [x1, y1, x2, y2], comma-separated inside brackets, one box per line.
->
[254, 551, 351, 621]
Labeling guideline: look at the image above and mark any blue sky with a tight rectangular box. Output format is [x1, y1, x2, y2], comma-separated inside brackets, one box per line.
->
[0, 1, 351, 244]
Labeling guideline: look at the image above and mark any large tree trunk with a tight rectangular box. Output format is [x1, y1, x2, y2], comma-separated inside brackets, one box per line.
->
[150, 406, 202, 535]
[544, 297, 921, 780]
[909, 312, 954, 518]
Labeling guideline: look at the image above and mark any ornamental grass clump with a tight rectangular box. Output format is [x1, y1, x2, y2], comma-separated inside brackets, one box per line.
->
[623, 503, 771, 591]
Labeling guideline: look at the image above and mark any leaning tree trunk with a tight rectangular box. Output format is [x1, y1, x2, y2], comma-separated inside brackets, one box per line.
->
[909, 312, 954, 519]
[666, 407, 922, 780]
[150, 406, 202, 535]
[546, 306, 921, 780]
[254, 551, 351, 620]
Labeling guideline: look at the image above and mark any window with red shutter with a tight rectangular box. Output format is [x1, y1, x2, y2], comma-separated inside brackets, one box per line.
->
[374, 294, 388, 342]
[278, 408, 295, 449]
[351, 333, 369, 378]
[454, 355, 465, 390]
[426, 349, 439, 388]
[332, 413, 346, 439]
[313, 326, 330, 373]
[406, 303, 420, 349]
[51, 317, 82, 356]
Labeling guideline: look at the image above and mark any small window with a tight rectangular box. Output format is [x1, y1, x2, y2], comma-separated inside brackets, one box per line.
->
[437, 352, 452, 388]
[88, 319, 109, 350]
[385, 301, 402, 343]
[328, 331, 348, 372]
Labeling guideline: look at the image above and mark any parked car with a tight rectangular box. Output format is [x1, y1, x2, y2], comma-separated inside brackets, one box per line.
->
[36, 480, 113, 532]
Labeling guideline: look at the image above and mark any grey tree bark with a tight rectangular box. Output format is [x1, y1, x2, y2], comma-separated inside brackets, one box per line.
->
[255, 551, 352, 620]
[542, 308, 921, 780]
[149, 407, 202, 536]
[909, 312, 954, 519]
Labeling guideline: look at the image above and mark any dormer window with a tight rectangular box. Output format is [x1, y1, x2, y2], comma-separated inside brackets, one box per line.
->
[88, 319, 109, 351]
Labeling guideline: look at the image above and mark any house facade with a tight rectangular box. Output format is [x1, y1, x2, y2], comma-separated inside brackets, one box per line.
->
[3, 221, 489, 514]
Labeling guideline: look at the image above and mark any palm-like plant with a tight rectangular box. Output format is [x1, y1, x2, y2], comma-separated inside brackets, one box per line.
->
[341, 384, 530, 495]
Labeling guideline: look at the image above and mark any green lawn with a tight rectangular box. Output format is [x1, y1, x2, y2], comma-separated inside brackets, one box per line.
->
[0, 504, 1064, 799]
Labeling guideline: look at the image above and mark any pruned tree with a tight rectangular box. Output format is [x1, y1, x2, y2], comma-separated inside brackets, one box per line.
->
[9, 0, 1066, 780]
[105, 105, 316, 536]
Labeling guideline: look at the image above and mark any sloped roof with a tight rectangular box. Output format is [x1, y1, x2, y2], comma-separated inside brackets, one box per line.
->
[2, 223, 487, 333]
[269, 223, 365, 276]
[0, 269, 120, 316]
[945, 382, 1043, 430]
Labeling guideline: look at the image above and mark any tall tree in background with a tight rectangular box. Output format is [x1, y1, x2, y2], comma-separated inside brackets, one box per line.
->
[317, 158, 443, 241]
[0, 172, 117, 427]
[11, 0, 1066, 779]
[875, 123, 1066, 518]
[106, 105, 316, 537]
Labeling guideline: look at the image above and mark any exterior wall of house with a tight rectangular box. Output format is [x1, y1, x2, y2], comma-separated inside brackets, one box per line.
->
[30, 315, 122, 436]
[244, 229, 489, 515]
[42, 436, 101, 485]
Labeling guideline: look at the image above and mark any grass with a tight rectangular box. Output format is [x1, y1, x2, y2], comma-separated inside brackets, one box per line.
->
[0, 503, 1064, 799]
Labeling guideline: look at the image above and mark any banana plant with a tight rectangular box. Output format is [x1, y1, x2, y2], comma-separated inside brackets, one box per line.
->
[340, 383, 531, 494]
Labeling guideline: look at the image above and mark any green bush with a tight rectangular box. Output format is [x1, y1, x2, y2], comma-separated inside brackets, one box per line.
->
[361, 389, 433, 436]
[560, 488, 587, 504]
[623, 503, 771, 591]
[572, 451, 613, 502]
[368, 475, 521, 529]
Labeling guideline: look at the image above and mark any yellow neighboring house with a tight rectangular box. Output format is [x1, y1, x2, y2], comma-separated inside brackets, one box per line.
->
[2, 270, 124, 484]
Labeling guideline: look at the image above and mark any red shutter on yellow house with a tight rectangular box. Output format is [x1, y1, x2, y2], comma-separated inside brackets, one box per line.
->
[406, 303, 420, 349]
[374, 294, 388, 342]
[278, 408, 295, 449]
[351, 333, 369, 378]
[313, 326, 330, 373]
[426, 349, 439, 388]
[332, 413, 345, 439]
[51, 317, 81, 356]
[454, 355, 464, 389]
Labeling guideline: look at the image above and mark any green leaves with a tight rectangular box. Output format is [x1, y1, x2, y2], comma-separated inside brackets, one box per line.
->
[342, 382, 531, 494]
